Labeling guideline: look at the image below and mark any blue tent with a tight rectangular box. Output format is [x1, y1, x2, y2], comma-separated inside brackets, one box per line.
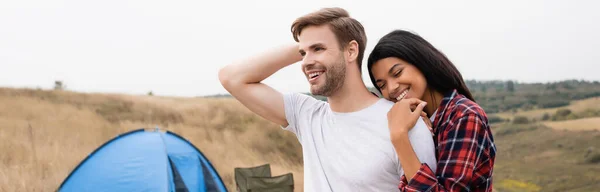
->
[58, 128, 228, 192]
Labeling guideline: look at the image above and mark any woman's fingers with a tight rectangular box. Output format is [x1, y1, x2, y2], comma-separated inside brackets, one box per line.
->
[411, 101, 427, 116]
[423, 117, 434, 135]
[400, 98, 426, 112]
[414, 102, 434, 135]
[401, 98, 425, 105]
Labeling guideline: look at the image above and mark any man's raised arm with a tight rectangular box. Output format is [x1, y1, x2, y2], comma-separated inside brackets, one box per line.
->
[218, 43, 302, 127]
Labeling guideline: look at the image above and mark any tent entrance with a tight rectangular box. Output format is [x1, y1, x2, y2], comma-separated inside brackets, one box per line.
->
[58, 128, 228, 192]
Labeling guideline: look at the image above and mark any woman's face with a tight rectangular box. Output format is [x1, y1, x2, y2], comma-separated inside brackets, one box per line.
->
[371, 57, 428, 102]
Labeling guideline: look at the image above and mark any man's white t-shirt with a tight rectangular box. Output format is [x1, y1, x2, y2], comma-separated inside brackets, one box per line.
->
[282, 93, 437, 192]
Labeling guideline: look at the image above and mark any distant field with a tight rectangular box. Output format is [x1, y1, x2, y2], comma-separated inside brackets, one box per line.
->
[2, 87, 600, 191]
[492, 123, 600, 191]
[494, 97, 600, 120]
[544, 117, 600, 131]
[0, 88, 304, 192]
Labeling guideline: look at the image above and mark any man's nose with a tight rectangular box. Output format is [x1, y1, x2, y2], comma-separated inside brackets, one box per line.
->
[301, 55, 315, 69]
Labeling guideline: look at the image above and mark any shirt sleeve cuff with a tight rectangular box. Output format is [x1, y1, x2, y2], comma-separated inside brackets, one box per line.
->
[406, 163, 437, 187]
[399, 175, 409, 188]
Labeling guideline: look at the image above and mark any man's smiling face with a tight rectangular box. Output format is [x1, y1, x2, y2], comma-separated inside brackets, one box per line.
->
[298, 25, 346, 97]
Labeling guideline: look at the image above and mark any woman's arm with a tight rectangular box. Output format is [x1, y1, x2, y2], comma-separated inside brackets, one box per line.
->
[388, 99, 435, 181]
[398, 113, 494, 192]
[392, 133, 424, 181]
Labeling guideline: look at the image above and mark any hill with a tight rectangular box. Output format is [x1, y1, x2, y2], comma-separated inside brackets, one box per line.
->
[467, 79, 600, 113]
[2, 82, 600, 191]
[493, 97, 600, 121]
[0, 88, 304, 191]
[492, 122, 600, 191]
[205, 79, 600, 114]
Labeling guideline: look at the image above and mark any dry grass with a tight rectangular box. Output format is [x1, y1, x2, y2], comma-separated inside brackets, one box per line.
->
[492, 123, 600, 191]
[497, 179, 541, 192]
[495, 97, 600, 120]
[6, 86, 599, 192]
[0, 88, 303, 192]
[543, 117, 600, 131]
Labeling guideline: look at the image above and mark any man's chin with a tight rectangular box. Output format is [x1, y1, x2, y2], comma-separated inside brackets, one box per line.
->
[309, 90, 321, 96]
[309, 87, 324, 96]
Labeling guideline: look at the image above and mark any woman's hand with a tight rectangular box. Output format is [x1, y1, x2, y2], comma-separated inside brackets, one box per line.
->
[420, 111, 434, 134]
[387, 98, 428, 143]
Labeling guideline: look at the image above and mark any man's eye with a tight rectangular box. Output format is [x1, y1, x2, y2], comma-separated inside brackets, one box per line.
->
[315, 47, 324, 51]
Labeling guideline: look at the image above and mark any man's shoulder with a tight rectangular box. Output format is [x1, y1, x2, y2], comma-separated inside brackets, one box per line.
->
[373, 98, 395, 109]
[287, 92, 327, 103]
[342, 99, 393, 122]
[283, 92, 329, 110]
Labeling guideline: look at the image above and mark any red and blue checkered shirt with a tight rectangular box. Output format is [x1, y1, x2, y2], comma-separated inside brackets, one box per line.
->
[398, 89, 496, 191]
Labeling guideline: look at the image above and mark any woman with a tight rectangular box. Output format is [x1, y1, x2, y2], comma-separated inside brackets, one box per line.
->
[367, 30, 496, 191]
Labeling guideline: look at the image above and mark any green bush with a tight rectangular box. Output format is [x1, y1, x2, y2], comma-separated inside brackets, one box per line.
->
[521, 103, 534, 110]
[585, 153, 600, 164]
[542, 113, 550, 121]
[495, 125, 538, 136]
[487, 115, 505, 124]
[512, 116, 529, 124]
[566, 113, 579, 120]
[555, 109, 572, 117]
[538, 100, 570, 109]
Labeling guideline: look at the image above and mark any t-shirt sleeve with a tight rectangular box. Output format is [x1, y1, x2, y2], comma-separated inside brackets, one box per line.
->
[407, 117, 438, 173]
[281, 92, 323, 142]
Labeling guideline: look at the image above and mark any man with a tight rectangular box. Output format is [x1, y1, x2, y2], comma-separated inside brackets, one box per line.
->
[218, 7, 436, 191]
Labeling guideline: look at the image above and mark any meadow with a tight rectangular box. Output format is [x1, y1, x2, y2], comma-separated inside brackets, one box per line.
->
[0, 88, 303, 191]
[1, 80, 600, 191]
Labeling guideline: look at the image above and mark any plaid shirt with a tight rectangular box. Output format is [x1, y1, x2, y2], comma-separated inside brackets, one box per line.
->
[398, 89, 496, 191]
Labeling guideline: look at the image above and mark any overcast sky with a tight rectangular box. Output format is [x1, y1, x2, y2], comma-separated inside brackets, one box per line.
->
[1, 0, 599, 97]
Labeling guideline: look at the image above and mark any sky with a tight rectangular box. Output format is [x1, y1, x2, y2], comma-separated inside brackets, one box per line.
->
[1, 0, 599, 97]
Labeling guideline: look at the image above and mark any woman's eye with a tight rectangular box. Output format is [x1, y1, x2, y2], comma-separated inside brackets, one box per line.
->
[394, 70, 402, 77]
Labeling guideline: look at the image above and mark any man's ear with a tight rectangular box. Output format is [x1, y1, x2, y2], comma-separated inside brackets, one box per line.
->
[345, 40, 359, 64]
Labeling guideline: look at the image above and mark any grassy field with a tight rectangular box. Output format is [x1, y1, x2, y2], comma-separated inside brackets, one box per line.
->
[492, 123, 600, 191]
[491, 96, 600, 191]
[495, 97, 600, 120]
[0, 88, 304, 192]
[1, 87, 600, 191]
[544, 117, 600, 131]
